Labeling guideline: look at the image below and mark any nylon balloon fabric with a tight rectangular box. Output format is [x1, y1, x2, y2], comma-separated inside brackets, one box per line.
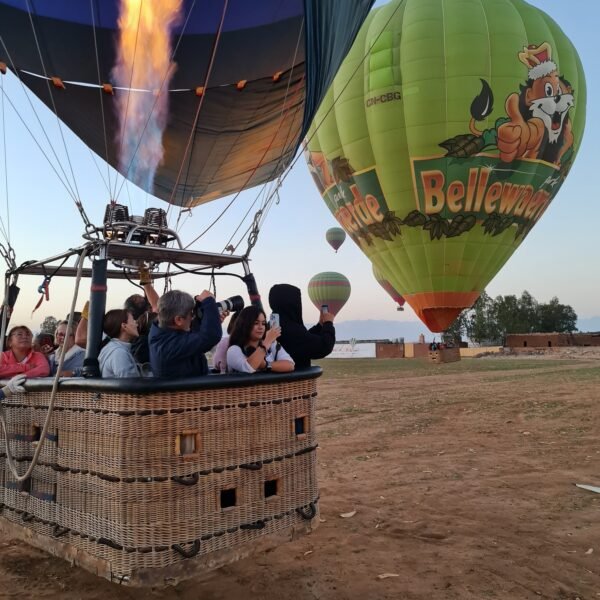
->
[0, 0, 373, 206]
[307, 272, 350, 317]
[305, 0, 586, 331]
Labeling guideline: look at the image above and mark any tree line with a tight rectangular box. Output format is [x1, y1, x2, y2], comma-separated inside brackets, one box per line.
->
[443, 291, 578, 346]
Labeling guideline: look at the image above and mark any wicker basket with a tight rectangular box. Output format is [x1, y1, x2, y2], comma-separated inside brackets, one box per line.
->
[0, 369, 321, 586]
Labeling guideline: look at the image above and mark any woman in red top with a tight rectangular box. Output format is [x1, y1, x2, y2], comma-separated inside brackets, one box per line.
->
[0, 325, 50, 379]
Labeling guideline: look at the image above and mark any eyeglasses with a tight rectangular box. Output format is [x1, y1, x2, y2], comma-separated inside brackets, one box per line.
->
[11, 332, 32, 338]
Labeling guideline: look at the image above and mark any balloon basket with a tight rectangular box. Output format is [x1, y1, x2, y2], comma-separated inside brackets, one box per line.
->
[0, 371, 321, 586]
[428, 348, 461, 364]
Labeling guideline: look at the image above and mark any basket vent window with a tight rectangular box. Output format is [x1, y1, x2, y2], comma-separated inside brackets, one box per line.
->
[264, 478, 280, 499]
[294, 416, 307, 436]
[176, 432, 200, 456]
[32, 425, 42, 442]
[220, 488, 237, 509]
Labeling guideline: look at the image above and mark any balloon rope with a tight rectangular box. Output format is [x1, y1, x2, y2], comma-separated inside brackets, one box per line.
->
[89, 0, 113, 199]
[0, 74, 11, 245]
[183, 18, 305, 250]
[0, 37, 81, 205]
[25, 0, 84, 213]
[0, 245, 88, 482]
[167, 0, 229, 208]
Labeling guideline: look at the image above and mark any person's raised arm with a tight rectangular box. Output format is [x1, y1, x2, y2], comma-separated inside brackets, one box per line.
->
[75, 301, 89, 348]
[139, 268, 160, 313]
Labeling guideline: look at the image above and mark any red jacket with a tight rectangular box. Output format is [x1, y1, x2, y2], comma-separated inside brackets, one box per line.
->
[0, 349, 50, 378]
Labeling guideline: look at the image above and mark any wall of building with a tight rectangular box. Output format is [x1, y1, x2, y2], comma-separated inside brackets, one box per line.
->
[404, 343, 430, 358]
[375, 342, 404, 359]
[506, 333, 600, 348]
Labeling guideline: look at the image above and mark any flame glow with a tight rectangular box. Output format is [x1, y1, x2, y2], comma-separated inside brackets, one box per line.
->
[113, 0, 183, 193]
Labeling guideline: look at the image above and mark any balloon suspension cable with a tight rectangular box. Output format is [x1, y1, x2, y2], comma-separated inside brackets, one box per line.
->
[167, 0, 228, 212]
[0, 73, 11, 244]
[183, 18, 305, 250]
[89, 0, 114, 198]
[0, 245, 89, 482]
[24, 1, 83, 206]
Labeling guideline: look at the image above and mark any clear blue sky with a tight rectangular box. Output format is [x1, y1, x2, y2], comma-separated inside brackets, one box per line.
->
[0, 0, 598, 332]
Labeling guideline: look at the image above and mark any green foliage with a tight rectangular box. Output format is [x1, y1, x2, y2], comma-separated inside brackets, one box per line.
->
[39, 316, 58, 335]
[444, 290, 578, 345]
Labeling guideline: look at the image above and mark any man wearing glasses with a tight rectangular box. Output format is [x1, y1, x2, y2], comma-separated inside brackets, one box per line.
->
[148, 290, 222, 378]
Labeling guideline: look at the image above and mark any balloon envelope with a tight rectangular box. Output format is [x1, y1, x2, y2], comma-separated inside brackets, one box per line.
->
[307, 272, 351, 316]
[372, 264, 405, 311]
[0, 0, 374, 206]
[306, 0, 586, 331]
[325, 227, 346, 252]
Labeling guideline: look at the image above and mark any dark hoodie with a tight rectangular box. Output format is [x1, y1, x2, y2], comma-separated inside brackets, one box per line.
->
[269, 284, 335, 369]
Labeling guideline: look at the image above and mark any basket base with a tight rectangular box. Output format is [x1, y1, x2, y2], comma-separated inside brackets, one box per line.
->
[0, 514, 318, 587]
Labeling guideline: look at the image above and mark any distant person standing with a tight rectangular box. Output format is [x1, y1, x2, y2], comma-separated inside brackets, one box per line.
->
[268, 283, 336, 369]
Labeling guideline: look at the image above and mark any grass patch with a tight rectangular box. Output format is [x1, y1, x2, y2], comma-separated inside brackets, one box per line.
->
[315, 358, 574, 380]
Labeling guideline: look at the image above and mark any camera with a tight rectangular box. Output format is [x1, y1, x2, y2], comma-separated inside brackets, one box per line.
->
[321, 304, 329, 314]
[196, 294, 245, 320]
[216, 295, 245, 314]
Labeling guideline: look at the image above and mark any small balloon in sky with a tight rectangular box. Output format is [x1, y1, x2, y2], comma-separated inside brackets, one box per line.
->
[372, 264, 405, 311]
[307, 272, 351, 317]
[325, 227, 346, 252]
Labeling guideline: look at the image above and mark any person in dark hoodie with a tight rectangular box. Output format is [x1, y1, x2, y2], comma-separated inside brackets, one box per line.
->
[149, 289, 222, 378]
[268, 283, 336, 369]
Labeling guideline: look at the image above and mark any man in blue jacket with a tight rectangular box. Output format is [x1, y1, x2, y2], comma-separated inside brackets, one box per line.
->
[149, 289, 222, 378]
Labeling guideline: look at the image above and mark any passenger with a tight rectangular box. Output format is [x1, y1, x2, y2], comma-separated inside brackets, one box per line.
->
[212, 311, 240, 373]
[50, 320, 85, 376]
[33, 332, 55, 356]
[268, 283, 335, 369]
[0, 325, 50, 378]
[227, 306, 294, 374]
[98, 309, 140, 378]
[149, 290, 222, 378]
[75, 267, 159, 349]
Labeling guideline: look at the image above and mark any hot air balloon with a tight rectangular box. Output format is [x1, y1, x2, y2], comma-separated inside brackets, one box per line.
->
[372, 264, 405, 311]
[325, 227, 346, 252]
[0, 0, 376, 585]
[307, 272, 351, 316]
[0, 0, 374, 206]
[305, 0, 586, 332]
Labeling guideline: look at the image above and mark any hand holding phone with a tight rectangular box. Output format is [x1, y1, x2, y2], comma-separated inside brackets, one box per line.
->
[269, 313, 280, 329]
[321, 304, 329, 314]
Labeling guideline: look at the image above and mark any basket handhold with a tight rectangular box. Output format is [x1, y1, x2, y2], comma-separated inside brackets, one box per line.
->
[240, 520, 265, 530]
[296, 502, 317, 521]
[52, 525, 70, 538]
[172, 540, 201, 559]
[240, 462, 262, 471]
[173, 473, 199, 486]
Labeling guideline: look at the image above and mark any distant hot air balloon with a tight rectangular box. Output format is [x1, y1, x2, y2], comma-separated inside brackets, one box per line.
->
[372, 265, 405, 311]
[307, 272, 351, 316]
[325, 227, 346, 252]
[305, 0, 586, 332]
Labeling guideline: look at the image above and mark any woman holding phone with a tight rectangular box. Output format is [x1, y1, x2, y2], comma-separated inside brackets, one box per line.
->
[226, 306, 294, 374]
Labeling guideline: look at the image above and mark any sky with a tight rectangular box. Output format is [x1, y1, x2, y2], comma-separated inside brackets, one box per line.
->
[0, 0, 598, 334]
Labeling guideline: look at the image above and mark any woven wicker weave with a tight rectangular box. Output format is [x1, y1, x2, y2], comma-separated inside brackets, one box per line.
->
[0, 370, 321, 586]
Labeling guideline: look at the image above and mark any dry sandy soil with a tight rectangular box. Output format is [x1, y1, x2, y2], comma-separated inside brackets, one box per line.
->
[1, 349, 600, 599]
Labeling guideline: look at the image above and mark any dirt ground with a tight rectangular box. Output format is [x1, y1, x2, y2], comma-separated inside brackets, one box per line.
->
[2, 349, 600, 599]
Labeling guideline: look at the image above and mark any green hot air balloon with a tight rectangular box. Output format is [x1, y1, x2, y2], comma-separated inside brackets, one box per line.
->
[372, 264, 405, 311]
[307, 272, 351, 316]
[326, 227, 347, 252]
[305, 0, 586, 331]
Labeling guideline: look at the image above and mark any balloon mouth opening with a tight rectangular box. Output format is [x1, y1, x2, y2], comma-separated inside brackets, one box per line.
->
[404, 291, 480, 332]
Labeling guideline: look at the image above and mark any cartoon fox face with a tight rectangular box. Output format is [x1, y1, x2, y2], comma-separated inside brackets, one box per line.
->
[525, 71, 574, 144]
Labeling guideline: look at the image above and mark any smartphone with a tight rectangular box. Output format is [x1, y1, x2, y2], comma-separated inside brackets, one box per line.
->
[321, 304, 329, 314]
[269, 313, 280, 329]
